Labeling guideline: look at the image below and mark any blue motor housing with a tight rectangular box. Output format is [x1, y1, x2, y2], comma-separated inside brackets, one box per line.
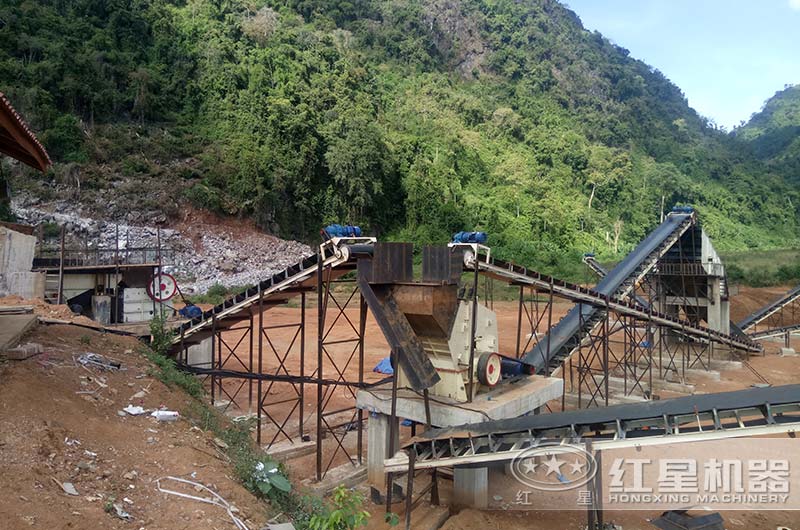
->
[500, 357, 534, 377]
[179, 304, 203, 319]
[323, 224, 362, 238]
[452, 231, 488, 244]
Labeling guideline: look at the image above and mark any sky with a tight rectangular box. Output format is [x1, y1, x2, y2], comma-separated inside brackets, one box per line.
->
[564, 0, 800, 130]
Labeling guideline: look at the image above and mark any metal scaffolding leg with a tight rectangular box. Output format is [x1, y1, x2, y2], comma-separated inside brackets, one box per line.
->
[316, 264, 366, 480]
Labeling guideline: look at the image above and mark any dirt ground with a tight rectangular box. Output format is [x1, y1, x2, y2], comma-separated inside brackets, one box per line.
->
[0, 323, 270, 530]
[0, 294, 100, 325]
[439, 506, 800, 530]
[729, 285, 794, 324]
[4, 282, 800, 529]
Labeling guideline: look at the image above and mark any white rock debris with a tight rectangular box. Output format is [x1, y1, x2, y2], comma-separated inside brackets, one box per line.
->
[11, 194, 311, 294]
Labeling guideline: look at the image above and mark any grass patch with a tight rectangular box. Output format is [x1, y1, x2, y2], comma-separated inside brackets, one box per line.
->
[186, 283, 253, 305]
[722, 248, 800, 287]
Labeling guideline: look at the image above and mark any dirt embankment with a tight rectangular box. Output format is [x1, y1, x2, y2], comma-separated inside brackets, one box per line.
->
[0, 295, 97, 324]
[0, 323, 270, 530]
[728, 284, 794, 324]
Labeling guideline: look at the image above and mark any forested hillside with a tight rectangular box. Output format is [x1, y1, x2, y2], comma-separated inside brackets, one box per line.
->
[735, 84, 800, 181]
[1, 0, 798, 276]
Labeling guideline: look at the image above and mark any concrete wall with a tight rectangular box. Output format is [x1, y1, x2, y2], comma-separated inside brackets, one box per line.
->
[700, 231, 724, 277]
[62, 274, 97, 301]
[7, 271, 45, 299]
[187, 337, 213, 368]
[0, 226, 37, 297]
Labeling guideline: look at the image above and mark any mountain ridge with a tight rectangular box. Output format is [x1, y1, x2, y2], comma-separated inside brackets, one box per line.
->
[1, 0, 798, 278]
[735, 84, 800, 180]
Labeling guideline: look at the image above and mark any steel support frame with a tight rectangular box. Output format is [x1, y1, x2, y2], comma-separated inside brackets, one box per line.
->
[177, 294, 308, 449]
[566, 306, 661, 408]
[315, 259, 366, 481]
[198, 295, 308, 449]
[212, 314, 254, 415]
[751, 301, 800, 337]
[619, 314, 653, 398]
[514, 285, 554, 360]
[575, 303, 610, 408]
[255, 293, 307, 448]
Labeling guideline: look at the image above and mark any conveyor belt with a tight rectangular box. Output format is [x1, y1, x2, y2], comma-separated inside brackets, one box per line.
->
[459, 244, 759, 375]
[582, 254, 608, 278]
[171, 237, 375, 348]
[738, 284, 800, 332]
[385, 384, 800, 472]
[749, 323, 800, 341]
[582, 254, 650, 308]
[526, 213, 695, 372]
[584, 253, 749, 341]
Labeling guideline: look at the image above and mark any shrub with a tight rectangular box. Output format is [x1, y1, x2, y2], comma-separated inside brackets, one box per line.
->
[308, 486, 370, 530]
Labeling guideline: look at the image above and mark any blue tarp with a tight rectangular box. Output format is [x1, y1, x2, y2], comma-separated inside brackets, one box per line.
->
[373, 356, 394, 375]
[179, 304, 203, 319]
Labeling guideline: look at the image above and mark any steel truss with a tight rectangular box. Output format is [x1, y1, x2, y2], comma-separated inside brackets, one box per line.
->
[570, 309, 655, 408]
[315, 266, 367, 481]
[748, 298, 800, 340]
[257, 292, 307, 448]
[514, 285, 555, 361]
[175, 237, 375, 481]
[740, 285, 800, 338]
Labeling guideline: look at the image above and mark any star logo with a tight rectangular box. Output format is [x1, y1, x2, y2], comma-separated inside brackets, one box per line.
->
[522, 458, 537, 474]
[511, 443, 598, 492]
[543, 454, 564, 476]
[569, 459, 585, 475]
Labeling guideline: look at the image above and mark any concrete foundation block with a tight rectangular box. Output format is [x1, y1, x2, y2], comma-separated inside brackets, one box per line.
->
[367, 413, 400, 493]
[303, 463, 367, 496]
[453, 466, 488, 509]
[187, 337, 213, 368]
[265, 439, 317, 461]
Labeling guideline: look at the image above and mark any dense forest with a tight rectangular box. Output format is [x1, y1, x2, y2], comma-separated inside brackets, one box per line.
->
[735, 84, 800, 181]
[1, 0, 799, 276]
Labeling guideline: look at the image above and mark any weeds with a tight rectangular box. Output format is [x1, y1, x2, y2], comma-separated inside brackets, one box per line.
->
[142, 316, 342, 528]
[185, 283, 253, 305]
[309, 486, 370, 530]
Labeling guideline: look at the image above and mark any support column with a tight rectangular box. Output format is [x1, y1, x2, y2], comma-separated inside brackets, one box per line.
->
[453, 466, 488, 509]
[367, 412, 399, 497]
[719, 298, 731, 334]
[706, 277, 723, 332]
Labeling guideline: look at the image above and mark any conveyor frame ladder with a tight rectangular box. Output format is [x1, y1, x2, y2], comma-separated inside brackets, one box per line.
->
[172, 236, 376, 347]
[739, 284, 800, 334]
[461, 248, 761, 363]
[386, 386, 800, 472]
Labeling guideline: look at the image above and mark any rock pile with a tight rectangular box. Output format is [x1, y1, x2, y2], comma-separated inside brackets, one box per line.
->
[11, 194, 311, 294]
